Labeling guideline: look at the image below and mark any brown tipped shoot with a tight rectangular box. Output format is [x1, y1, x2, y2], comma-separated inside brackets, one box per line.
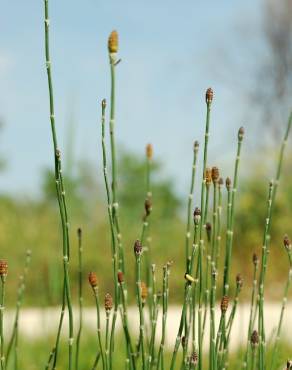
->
[108, 30, 118, 53]
[252, 253, 259, 266]
[211, 166, 220, 184]
[225, 177, 232, 191]
[146, 143, 153, 160]
[104, 293, 113, 312]
[205, 87, 214, 104]
[219, 177, 224, 186]
[102, 98, 106, 109]
[194, 140, 199, 151]
[0, 260, 8, 278]
[220, 295, 229, 313]
[251, 330, 259, 349]
[144, 198, 152, 217]
[205, 167, 212, 187]
[141, 282, 148, 303]
[236, 273, 243, 289]
[117, 271, 124, 284]
[88, 272, 98, 289]
[206, 222, 212, 242]
[284, 234, 291, 251]
[238, 126, 245, 141]
[193, 207, 201, 225]
[134, 239, 143, 255]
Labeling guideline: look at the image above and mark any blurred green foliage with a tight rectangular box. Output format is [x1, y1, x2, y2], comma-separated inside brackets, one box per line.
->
[0, 147, 292, 307]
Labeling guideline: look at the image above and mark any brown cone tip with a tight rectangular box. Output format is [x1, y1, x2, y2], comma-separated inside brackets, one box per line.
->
[0, 260, 8, 276]
[102, 99, 106, 109]
[205, 88, 214, 104]
[238, 126, 245, 140]
[236, 273, 243, 288]
[211, 166, 220, 184]
[146, 143, 153, 159]
[134, 240, 142, 255]
[252, 253, 259, 266]
[219, 177, 224, 186]
[193, 207, 201, 224]
[225, 177, 232, 190]
[251, 330, 259, 346]
[141, 282, 148, 301]
[88, 272, 98, 288]
[108, 30, 118, 53]
[205, 167, 212, 186]
[117, 271, 124, 284]
[220, 295, 229, 313]
[77, 227, 82, 237]
[284, 235, 291, 250]
[144, 198, 152, 216]
[194, 141, 199, 150]
[105, 293, 113, 311]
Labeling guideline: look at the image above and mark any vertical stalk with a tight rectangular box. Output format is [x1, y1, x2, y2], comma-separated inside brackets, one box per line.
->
[0, 264, 7, 370]
[108, 31, 125, 274]
[185, 141, 199, 265]
[223, 127, 244, 297]
[156, 263, 171, 370]
[134, 242, 146, 370]
[257, 181, 274, 369]
[99, 99, 119, 370]
[242, 254, 258, 369]
[43, 2, 73, 368]
[270, 245, 292, 370]
[6, 251, 31, 368]
[75, 228, 83, 370]
[197, 88, 213, 370]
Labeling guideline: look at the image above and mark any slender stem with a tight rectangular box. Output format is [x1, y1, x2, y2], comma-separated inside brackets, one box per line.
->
[93, 286, 105, 370]
[257, 182, 274, 369]
[242, 260, 258, 369]
[44, 2, 74, 368]
[0, 276, 6, 370]
[105, 311, 110, 370]
[270, 251, 292, 370]
[156, 263, 171, 370]
[6, 250, 31, 368]
[75, 229, 83, 370]
[135, 253, 146, 370]
[223, 129, 244, 297]
[100, 100, 119, 370]
[185, 142, 199, 265]
[108, 51, 125, 274]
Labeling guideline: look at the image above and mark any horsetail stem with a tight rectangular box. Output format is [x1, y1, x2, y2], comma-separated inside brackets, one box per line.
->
[156, 263, 171, 370]
[0, 260, 7, 370]
[6, 250, 31, 368]
[223, 127, 244, 297]
[44, 2, 74, 367]
[257, 181, 274, 369]
[75, 228, 83, 370]
[185, 141, 199, 266]
[270, 237, 292, 370]
[108, 30, 125, 274]
[89, 273, 105, 370]
[100, 99, 120, 370]
[134, 240, 146, 370]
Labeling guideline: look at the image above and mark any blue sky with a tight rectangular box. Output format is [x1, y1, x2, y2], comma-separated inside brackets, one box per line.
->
[0, 1, 263, 196]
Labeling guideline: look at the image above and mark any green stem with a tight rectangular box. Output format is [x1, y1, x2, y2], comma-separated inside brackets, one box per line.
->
[135, 253, 146, 370]
[270, 251, 292, 370]
[6, 250, 31, 368]
[223, 128, 244, 297]
[185, 142, 199, 265]
[75, 229, 83, 370]
[93, 287, 105, 370]
[44, 2, 74, 368]
[0, 276, 6, 370]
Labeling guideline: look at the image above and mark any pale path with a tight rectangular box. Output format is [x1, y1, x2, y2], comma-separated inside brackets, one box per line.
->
[5, 303, 292, 350]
